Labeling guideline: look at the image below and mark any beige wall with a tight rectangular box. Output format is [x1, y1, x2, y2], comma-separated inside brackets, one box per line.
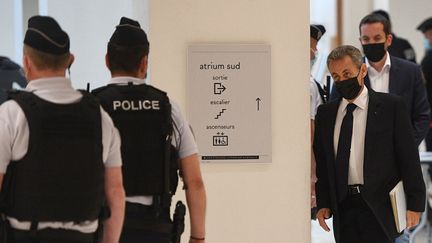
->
[342, 0, 373, 47]
[0, 0, 21, 63]
[44, 0, 149, 89]
[149, 1, 310, 242]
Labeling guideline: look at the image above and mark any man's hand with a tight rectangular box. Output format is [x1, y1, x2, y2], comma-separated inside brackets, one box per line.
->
[316, 208, 332, 232]
[406, 210, 421, 229]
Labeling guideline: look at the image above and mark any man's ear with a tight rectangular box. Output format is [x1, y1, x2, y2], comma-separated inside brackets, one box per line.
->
[140, 55, 148, 78]
[386, 33, 393, 47]
[23, 54, 31, 78]
[105, 53, 110, 69]
[141, 55, 148, 72]
[68, 53, 75, 68]
[361, 63, 368, 78]
[23, 55, 28, 70]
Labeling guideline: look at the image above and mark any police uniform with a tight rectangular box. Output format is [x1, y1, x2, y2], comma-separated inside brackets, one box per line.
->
[310, 24, 327, 220]
[92, 17, 199, 243]
[94, 78, 198, 242]
[388, 34, 417, 63]
[0, 16, 122, 243]
[310, 76, 322, 120]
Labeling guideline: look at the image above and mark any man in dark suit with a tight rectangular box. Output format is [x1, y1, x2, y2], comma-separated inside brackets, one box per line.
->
[315, 45, 426, 243]
[330, 14, 430, 147]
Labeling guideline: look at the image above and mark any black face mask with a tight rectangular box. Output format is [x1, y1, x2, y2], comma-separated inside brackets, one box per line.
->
[334, 70, 362, 100]
[362, 42, 386, 62]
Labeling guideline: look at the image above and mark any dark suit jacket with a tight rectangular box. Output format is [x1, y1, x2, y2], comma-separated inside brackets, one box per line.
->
[330, 56, 430, 146]
[314, 89, 426, 242]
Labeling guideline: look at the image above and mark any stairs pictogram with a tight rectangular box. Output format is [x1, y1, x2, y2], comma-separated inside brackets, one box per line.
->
[214, 109, 226, 119]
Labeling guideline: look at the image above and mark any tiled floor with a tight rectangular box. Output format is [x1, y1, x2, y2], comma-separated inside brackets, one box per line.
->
[311, 218, 432, 243]
[414, 229, 431, 243]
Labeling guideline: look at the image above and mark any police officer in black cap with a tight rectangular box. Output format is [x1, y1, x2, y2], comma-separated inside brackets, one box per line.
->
[373, 10, 417, 63]
[92, 17, 206, 243]
[310, 24, 327, 215]
[0, 56, 27, 103]
[418, 17, 432, 151]
[0, 15, 125, 243]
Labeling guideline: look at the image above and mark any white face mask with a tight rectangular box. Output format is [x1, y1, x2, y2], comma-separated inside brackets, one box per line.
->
[311, 48, 318, 68]
[424, 38, 432, 51]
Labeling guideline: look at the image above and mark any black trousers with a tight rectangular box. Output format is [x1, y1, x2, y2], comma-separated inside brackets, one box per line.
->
[120, 228, 171, 243]
[338, 194, 392, 243]
[120, 203, 172, 243]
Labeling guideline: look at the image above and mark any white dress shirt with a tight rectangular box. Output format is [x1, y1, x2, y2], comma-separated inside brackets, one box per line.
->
[0, 77, 122, 232]
[334, 86, 369, 185]
[366, 52, 391, 93]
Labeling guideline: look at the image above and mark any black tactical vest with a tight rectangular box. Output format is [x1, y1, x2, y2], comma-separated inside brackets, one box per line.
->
[92, 83, 179, 198]
[2, 91, 105, 222]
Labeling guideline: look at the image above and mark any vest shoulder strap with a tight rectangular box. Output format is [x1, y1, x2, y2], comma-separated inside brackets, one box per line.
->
[314, 80, 328, 104]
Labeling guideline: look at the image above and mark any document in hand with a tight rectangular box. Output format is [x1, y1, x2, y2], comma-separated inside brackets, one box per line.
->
[389, 181, 406, 232]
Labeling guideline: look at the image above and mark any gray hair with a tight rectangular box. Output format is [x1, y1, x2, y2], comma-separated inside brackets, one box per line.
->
[327, 45, 363, 70]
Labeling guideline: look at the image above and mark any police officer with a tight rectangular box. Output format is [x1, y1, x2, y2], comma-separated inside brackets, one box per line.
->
[0, 56, 27, 103]
[418, 17, 432, 151]
[310, 24, 328, 105]
[0, 15, 125, 243]
[372, 10, 417, 63]
[92, 17, 206, 243]
[310, 24, 326, 213]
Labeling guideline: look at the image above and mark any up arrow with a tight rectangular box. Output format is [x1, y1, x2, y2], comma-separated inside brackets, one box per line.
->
[256, 98, 261, 111]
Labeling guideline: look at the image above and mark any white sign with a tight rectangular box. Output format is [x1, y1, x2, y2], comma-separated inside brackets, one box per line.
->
[187, 44, 271, 163]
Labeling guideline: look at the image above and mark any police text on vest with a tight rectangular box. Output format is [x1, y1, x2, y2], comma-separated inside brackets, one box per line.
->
[113, 100, 160, 111]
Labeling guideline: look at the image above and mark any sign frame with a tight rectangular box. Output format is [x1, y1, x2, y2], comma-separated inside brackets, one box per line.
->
[187, 44, 272, 163]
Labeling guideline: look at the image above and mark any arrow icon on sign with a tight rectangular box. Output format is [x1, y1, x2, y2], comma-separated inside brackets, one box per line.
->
[256, 98, 261, 111]
[214, 83, 226, 95]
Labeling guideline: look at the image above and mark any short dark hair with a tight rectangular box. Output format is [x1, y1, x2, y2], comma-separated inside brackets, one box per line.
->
[107, 42, 149, 74]
[24, 45, 71, 71]
[359, 13, 391, 36]
[371, 10, 393, 32]
[372, 10, 390, 22]
[327, 45, 363, 70]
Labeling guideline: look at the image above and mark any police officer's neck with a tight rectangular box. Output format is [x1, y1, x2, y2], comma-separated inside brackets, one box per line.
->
[111, 71, 144, 79]
[27, 69, 67, 82]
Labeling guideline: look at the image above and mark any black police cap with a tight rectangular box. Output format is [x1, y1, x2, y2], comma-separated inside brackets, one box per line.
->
[24, 15, 70, 55]
[109, 17, 149, 46]
[310, 24, 326, 41]
[417, 17, 432, 33]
